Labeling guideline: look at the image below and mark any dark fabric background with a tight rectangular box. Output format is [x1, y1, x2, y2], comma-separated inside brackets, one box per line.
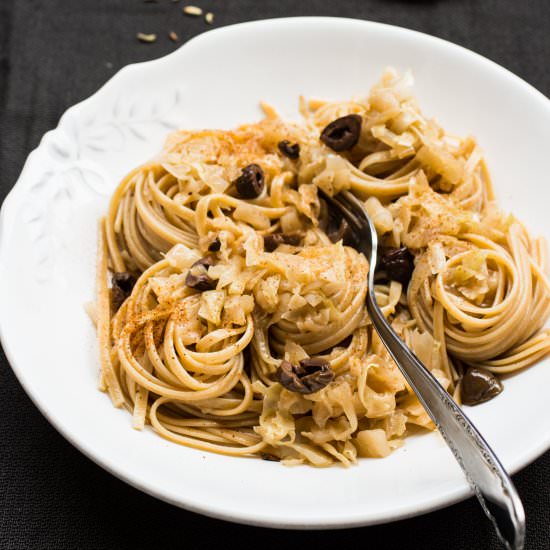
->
[0, 1, 549, 549]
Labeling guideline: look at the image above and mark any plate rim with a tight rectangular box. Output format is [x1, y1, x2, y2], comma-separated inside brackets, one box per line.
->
[1, 16, 549, 529]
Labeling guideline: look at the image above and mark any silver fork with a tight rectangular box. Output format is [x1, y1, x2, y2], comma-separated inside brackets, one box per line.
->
[322, 189, 525, 550]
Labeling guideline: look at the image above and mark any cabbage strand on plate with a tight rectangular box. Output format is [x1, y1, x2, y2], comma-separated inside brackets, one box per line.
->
[95, 70, 550, 466]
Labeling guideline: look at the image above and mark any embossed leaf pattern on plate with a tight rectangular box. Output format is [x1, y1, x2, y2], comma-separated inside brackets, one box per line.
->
[22, 89, 182, 282]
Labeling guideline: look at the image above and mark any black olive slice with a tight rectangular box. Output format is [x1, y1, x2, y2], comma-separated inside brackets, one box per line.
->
[320, 114, 362, 152]
[263, 232, 304, 252]
[276, 358, 334, 394]
[234, 163, 265, 199]
[111, 272, 137, 311]
[461, 367, 503, 406]
[185, 256, 216, 291]
[278, 140, 300, 159]
[260, 453, 280, 462]
[318, 198, 356, 245]
[207, 237, 221, 252]
[378, 247, 415, 286]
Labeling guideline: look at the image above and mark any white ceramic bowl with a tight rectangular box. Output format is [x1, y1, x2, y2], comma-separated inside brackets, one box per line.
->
[1, 17, 549, 529]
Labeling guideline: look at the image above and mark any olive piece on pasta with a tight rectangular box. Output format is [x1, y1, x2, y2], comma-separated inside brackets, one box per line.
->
[207, 237, 221, 252]
[234, 163, 265, 199]
[276, 358, 334, 394]
[263, 234, 284, 252]
[263, 232, 304, 252]
[320, 114, 362, 152]
[111, 271, 136, 311]
[260, 453, 280, 462]
[461, 367, 503, 406]
[282, 233, 303, 246]
[378, 247, 415, 286]
[318, 199, 355, 245]
[277, 140, 300, 159]
[185, 256, 216, 291]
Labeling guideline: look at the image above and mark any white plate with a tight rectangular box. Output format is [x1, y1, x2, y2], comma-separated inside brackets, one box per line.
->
[1, 17, 549, 529]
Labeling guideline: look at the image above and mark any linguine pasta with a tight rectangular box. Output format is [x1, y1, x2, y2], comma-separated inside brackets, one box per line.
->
[95, 70, 550, 466]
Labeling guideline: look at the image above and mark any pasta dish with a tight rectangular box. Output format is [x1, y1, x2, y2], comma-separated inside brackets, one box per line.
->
[94, 70, 550, 466]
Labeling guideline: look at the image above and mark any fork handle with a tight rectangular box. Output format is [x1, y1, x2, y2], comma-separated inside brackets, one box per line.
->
[366, 295, 525, 550]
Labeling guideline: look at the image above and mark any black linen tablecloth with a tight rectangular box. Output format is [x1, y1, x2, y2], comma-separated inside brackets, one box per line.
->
[0, 1, 549, 549]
